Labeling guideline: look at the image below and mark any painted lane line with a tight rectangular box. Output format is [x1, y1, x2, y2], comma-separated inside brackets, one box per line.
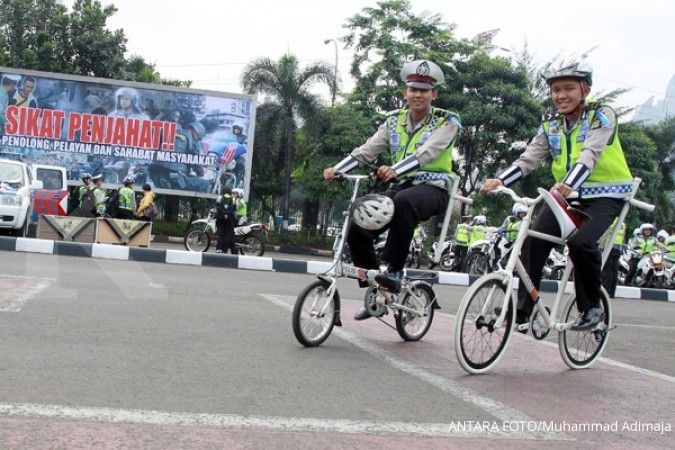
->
[0, 280, 51, 312]
[261, 294, 571, 441]
[0, 402, 551, 440]
[429, 310, 675, 385]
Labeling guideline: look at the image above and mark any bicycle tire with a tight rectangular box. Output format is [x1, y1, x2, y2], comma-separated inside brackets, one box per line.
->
[558, 289, 611, 369]
[454, 277, 514, 374]
[292, 280, 339, 347]
[395, 282, 435, 341]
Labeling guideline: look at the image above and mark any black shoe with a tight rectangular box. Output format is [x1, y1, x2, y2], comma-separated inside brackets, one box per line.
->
[571, 307, 605, 331]
[357, 279, 369, 288]
[353, 306, 372, 321]
[375, 270, 403, 292]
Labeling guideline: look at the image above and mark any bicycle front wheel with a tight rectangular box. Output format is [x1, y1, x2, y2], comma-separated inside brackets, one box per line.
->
[454, 277, 514, 374]
[558, 289, 611, 369]
[292, 280, 339, 347]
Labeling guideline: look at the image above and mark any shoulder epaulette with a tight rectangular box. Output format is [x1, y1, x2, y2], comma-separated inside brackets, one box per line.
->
[175, 133, 188, 142]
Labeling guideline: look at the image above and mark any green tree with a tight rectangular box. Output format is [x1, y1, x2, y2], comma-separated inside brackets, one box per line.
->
[0, 0, 184, 84]
[619, 122, 660, 230]
[241, 54, 335, 230]
[343, 0, 469, 113]
[293, 104, 378, 231]
[644, 116, 675, 226]
[343, 1, 541, 222]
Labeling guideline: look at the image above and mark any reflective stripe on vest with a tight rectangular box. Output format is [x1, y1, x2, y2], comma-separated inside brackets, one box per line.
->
[543, 102, 632, 198]
[387, 107, 458, 182]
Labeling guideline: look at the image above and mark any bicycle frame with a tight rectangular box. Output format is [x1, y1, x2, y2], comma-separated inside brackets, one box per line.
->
[482, 178, 653, 333]
[316, 173, 470, 319]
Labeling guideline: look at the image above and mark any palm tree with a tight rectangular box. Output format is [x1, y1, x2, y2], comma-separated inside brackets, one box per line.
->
[241, 54, 335, 231]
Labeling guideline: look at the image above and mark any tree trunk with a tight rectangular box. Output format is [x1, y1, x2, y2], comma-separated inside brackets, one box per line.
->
[164, 195, 179, 222]
[302, 197, 319, 234]
[281, 121, 294, 231]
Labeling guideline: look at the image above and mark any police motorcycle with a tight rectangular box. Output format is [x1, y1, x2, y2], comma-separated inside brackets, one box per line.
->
[462, 227, 501, 275]
[632, 249, 668, 289]
[406, 227, 427, 268]
[183, 209, 268, 256]
[543, 246, 568, 280]
[617, 245, 632, 285]
[427, 239, 459, 271]
[292, 171, 471, 347]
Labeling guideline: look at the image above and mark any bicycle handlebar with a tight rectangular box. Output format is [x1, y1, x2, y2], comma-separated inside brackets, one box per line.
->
[334, 173, 370, 181]
[629, 198, 655, 212]
[489, 186, 538, 205]
[452, 194, 473, 206]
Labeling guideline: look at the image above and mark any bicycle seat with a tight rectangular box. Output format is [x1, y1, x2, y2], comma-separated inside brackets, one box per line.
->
[539, 188, 592, 239]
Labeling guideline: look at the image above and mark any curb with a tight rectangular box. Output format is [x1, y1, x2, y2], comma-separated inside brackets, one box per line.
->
[153, 235, 333, 257]
[1, 236, 673, 303]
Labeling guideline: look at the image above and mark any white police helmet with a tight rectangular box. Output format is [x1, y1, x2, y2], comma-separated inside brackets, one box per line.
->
[232, 188, 244, 197]
[656, 229, 668, 242]
[352, 194, 395, 230]
[400, 60, 444, 89]
[539, 188, 590, 239]
[512, 203, 528, 216]
[543, 58, 593, 86]
[473, 215, 487, 225]
[640, 223, 655, 235]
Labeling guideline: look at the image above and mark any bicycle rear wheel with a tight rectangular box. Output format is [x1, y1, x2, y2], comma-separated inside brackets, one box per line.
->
[454, 277, 514, 374]
[292, 280, 339, 347]
[558, 289, 611, 369]
[395, 282, 435, 341]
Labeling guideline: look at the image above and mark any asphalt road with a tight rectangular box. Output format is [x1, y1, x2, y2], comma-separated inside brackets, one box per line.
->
[0, 251, 673, 448]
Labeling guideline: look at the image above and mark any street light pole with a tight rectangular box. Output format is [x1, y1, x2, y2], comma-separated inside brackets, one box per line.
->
[324, 38, 338, 107]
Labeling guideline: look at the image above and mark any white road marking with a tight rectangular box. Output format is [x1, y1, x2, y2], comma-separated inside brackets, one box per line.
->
[261, 294, 571, 441]
[0, 402, 560, 440]
[432, 308, 675, 385]
[0, 278, 52, 312]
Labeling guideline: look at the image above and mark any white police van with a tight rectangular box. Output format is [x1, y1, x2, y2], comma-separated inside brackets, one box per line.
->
[0, 158, 43, 236]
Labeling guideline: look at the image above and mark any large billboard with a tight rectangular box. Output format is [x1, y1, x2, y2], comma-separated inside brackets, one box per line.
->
[0, 67, 256, 198]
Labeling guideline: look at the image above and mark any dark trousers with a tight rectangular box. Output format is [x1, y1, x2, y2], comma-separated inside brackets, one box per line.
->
[116, 209, 134, 220]
[517, 197, 622, 314]
[624, 257, 640, 285]
[216, 218, 237, 254]
[347, 184, 448, 272]
[601, 246, 621, 297]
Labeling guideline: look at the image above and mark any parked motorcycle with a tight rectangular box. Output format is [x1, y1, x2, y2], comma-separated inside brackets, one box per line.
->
[633, 250, 668, 288]
[406, 228, 427, 268]
[428, 239, 467, 272]
[543, 246, 567, 280]
[462, 232, 503, 275]
[183, 208, 268, 256]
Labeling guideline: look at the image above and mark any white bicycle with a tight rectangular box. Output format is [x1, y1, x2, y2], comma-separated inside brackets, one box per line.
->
[292, 173, 471, 347]
[454, 178, 654, 374]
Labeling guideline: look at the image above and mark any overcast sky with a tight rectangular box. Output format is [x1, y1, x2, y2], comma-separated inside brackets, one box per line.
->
[103, 0, 674, 120]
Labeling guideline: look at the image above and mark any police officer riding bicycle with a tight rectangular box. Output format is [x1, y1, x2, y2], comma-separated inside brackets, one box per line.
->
[323, 59, 461, 321]
[482, 58, 633, 331]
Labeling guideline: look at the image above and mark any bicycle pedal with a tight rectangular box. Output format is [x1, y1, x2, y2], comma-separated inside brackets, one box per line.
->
[516, 323, 530, 332]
